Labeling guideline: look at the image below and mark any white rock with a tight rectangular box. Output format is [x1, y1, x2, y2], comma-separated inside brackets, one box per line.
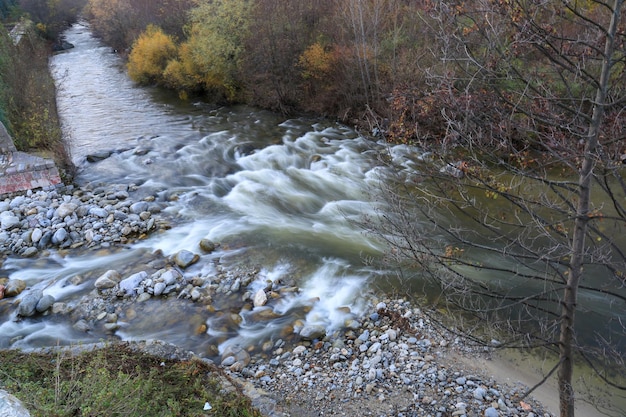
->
[55, 202, 77, 218]
[119, 271, 148, 296]
[253, 289, 267, 307]
[0, 389, 30, 417]
[94, 270, 121, 289]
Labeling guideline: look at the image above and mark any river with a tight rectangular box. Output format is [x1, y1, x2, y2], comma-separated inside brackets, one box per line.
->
[0, 22, 396, 353]
[0, 22, 624, 415]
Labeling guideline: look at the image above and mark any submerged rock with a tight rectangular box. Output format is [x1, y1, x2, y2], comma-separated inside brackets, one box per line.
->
[4, 279, 26, 297]
[172, 250, 199, 268]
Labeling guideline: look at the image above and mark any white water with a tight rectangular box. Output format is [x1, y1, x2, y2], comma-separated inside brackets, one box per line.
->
[0, 23, 394, 355]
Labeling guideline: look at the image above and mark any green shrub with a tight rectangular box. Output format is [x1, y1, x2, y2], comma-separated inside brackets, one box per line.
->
[0, 344, 262, 417]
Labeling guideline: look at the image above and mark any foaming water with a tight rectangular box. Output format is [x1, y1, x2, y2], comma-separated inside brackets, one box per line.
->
[13, 20, 620, 362]
[0, 22, 392, 354]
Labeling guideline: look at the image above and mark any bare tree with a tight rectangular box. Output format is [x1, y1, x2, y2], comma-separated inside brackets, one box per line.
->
[371, 1, 626, 416]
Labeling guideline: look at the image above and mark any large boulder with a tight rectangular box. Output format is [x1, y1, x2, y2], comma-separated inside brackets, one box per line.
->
[0, 389, 30, 417]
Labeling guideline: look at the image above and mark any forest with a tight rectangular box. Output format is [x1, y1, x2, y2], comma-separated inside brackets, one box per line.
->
[1, 1, 625, 416]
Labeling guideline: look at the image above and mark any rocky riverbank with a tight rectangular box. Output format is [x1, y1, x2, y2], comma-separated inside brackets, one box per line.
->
[0, 185, 555, 417]
[231, 298, 555, 417]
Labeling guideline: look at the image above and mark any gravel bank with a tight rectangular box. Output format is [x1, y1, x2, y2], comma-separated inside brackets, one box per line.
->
[0, 185, 555, 417]
[231, 298, 554, 417]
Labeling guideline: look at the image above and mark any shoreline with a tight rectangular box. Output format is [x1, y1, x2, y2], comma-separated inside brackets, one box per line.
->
[0, 185, 622, 416]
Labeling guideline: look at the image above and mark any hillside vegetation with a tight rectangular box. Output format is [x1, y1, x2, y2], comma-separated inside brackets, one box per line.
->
[84, 0, 625, 165]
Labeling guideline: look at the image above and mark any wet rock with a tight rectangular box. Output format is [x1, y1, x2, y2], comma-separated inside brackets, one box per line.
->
[172, 250, 199, 268]
[86, 150, 113, 162]
[73, 319, 91, 332]
[0, 284, 4, 299]
[21, 247, 38, 258]
[299, 324, 326, 341]
[94, 270, 121, 289]
[17, 289, 43, 317]
[4, 279, 26, 297]
[253, 289, 267, 307]
[199, 238, 217, 253]
[36, 294, 55, 313]
[221, 345, 251, 370]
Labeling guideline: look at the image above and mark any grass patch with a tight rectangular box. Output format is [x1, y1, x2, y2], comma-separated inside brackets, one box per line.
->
[0, 343, 261, 417]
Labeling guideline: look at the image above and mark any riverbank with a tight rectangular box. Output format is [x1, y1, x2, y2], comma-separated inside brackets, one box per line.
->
[0, 182, 616, 417]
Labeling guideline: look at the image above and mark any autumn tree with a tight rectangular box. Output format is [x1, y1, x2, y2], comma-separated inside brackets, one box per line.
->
[185, 0, 252, 101]
[371, 1, 626, 416]
[127, 24, 177, 85]
[19, 0, 86, 39]
[86, 0, 193, 52]
[242, 0, 333, 112]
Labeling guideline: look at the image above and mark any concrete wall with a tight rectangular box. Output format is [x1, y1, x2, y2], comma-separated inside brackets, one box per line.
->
[0, 122, 63, 195]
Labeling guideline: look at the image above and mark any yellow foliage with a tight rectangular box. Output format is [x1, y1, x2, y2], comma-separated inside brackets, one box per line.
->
[298, 42, 335, 80]
[127, 25, 177, 85]
[162, 42, 205, 93]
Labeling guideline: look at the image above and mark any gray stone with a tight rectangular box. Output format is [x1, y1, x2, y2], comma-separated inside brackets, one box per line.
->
[52, 228, 68, 245]
[17, 290, 43, 317]
[172, 250, 199, 268]
[130, 201, 149, 214]
[94, 270, 121, 289]
[1, 214, 20, 230]
[88, 207, 108, 218]
[484, 407, 499, 417]
[30, 228, 43, 243]
[73, 319, 91, 332]
[253, 289, 267, 307]
[119, 271, 148, 296]
[153, 282, 166, 296]
[368, 342, 382, 354]
[54, 203, 77, 219]
[473, 387, 487, 401]
[21, 247, 38, 258]
[9, 196, 26, 209]
[299, 324, 326, 340]
[35, 294, 55, 312]
[160, 269, 180, 286]
[0, 389, 30, 417]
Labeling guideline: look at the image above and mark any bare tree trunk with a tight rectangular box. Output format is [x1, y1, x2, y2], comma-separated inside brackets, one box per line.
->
[560, 1, 623, 416]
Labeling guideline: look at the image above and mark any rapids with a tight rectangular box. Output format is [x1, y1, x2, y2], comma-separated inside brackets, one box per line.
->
[0, 22, 624, 370]
[0, 22, 393, 354]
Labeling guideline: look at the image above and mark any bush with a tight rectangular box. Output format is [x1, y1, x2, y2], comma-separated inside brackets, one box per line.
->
[127, 25, 177, 85]
[162, 41, 205, 95]
[0, 343, 262, 417]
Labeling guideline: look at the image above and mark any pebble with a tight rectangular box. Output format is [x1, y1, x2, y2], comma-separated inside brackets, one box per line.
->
[0, 185, 163, 257]
[224, 296, 555, 417]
